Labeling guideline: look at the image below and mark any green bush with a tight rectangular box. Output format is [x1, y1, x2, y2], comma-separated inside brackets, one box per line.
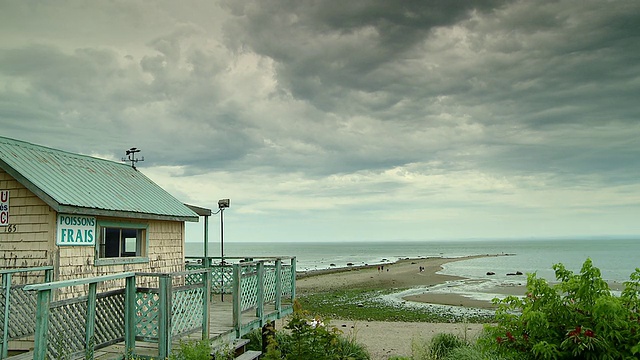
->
[428, 333, 468, 359]
[264, 301, 370, 360]
[169, 339, 219, 360]
[442, 343, 515, 360]
[480, 258, 640, 359]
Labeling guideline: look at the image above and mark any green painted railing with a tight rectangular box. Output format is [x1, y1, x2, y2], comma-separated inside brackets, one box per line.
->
[13, 257, 295, 359]
[185, 256, 296, 297]
[0, 266, 53, 359]
[24, 272, 137, 360]
[135, 269, 211, 358]
[232, 258, 296, 337]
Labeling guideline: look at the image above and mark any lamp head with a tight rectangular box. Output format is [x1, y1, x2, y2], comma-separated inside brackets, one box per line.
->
[218, 199, 230, 209]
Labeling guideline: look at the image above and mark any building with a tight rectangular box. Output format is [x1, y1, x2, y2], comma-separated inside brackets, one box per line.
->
[0, 136, 199, 296]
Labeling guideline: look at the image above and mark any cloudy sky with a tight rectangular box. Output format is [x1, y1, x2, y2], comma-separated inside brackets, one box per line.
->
[1, 0, 639, 243]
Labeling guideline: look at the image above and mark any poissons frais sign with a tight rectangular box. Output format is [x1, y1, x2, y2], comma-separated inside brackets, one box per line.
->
[56, 214, 96, 246]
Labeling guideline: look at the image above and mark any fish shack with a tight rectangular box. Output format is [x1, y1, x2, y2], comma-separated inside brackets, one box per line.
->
[0, 135, 199, 298]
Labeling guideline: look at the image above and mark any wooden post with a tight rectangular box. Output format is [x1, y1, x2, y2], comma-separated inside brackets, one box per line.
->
[85, 282, 97, 359]
[275, 259, 282, 315]
[158, 275, 172, 358]
[202, 270, 211, 340]
[124, 275, 136, 357]
[290, 258, 296, 301]
[44, 268, 53, 283]
[256, 262, 264, 321]
[32, 289, 52, 360]
[261, 321, 275, 355]
[232, 264, 241, 337]
[1, 273, 11, 359]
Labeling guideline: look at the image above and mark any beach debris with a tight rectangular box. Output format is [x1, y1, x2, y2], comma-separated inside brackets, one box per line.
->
[330, 263, 336, 267]
[506, 271, 523, 276]
[486, 271, 495, 275]
[347, 262, 354, 266]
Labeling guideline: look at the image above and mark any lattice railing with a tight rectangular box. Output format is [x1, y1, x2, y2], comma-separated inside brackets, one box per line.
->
[263, 267, 277, 303]
[1, 266, 53, 359]
[281, 265, 294, 298]
[2, 285, 37, 339]
[42, 289, 127, 359]
[240, 271, 259, 312]
[211, 266, 234, 294]
[11, 258, 295, 358]
[95, 290, 126, 346]
[135, 290, 160, 341]
[24, 273, 136, 360]
[172, 286, 204, 337]
[47, 298, 88, 358]
[232, 258, 296, 337]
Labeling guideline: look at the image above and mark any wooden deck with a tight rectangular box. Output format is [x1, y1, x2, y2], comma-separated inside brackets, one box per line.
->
[7, 297, 291, 359]
[3, 260, 296, 359]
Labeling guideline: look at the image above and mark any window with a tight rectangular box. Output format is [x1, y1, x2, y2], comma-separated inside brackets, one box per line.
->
[96, 221, 148, 264]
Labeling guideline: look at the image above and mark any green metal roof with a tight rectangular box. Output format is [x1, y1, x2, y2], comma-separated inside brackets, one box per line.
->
[0, 136, 199, 222]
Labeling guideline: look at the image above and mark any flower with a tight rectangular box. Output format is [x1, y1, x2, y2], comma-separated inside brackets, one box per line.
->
[496, 336, 503, 344]
[568, 325, 582, 337]
[307, 319, 324, 329]
[584, 329, 595, 338]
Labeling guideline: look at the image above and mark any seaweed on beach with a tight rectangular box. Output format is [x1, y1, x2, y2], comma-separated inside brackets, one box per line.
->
[297, 289, 495, 323]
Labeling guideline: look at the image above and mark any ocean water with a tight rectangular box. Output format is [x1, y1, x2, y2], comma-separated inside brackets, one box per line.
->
[186, 238, 640, 310]
[185, 238, 640, 282]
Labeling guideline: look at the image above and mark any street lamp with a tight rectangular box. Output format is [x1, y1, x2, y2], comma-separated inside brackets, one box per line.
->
[218, 199, 229, 301]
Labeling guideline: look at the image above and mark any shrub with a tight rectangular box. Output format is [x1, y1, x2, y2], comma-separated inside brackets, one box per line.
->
[429, 333, 468, 359]
[264, 300, 370, 359]
[480, 258, 640, 359]
[442, 345, 490, 360]
[169, 339, 218, 360]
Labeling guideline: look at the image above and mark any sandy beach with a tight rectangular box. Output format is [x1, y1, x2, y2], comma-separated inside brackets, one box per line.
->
[292, 255, 525, 359]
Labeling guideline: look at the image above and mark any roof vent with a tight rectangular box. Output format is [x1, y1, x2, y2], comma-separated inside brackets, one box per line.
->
[122, 147, 144, 170]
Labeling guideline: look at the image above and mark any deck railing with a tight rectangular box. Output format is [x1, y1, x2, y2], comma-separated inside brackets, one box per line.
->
[24, 272, 137, 359]
[232, 257, 296, 337]
[134, 269, 211, 358]
[185, 256, 296, 296]
[16, 257, 295, 359]
[0, 266, 53, 359]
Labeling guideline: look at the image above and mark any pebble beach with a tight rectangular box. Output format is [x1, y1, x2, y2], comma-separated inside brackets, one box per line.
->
[292, 255, 525, 359]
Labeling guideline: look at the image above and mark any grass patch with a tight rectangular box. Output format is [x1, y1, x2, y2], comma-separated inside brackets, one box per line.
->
[297, 288, 494, 323]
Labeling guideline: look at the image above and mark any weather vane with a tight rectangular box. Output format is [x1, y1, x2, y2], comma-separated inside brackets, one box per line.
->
[122, 147, 144, 170]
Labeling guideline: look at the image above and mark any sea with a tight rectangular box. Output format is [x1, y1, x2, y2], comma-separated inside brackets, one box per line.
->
[185, 238, 640, 311]
[186, 238, 639, 282]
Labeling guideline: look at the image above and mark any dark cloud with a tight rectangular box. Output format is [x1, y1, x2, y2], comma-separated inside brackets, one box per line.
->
[1, 0, 639, 240]
[221, 0, 511, 109]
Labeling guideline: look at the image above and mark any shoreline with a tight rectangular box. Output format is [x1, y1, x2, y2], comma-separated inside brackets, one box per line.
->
[296, 253, 525, 309]
[293, 254, 510, 359]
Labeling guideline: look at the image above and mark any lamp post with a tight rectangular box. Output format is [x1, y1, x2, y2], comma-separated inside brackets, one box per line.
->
[218, 199, 230, 301]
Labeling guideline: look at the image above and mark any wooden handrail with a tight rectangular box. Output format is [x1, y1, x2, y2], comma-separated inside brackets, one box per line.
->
[24, 272, 136, 292]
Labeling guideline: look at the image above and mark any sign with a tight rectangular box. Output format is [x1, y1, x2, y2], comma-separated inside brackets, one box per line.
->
[56, 214, 96, 246]
[0, 190, 8, 226]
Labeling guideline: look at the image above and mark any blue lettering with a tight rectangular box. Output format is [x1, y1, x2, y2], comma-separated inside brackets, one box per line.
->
[67, 229, 74, 242]
[86, 230, 94, 243]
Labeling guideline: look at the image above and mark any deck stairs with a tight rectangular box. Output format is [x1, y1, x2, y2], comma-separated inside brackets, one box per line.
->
[227, 338, 261, 360]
